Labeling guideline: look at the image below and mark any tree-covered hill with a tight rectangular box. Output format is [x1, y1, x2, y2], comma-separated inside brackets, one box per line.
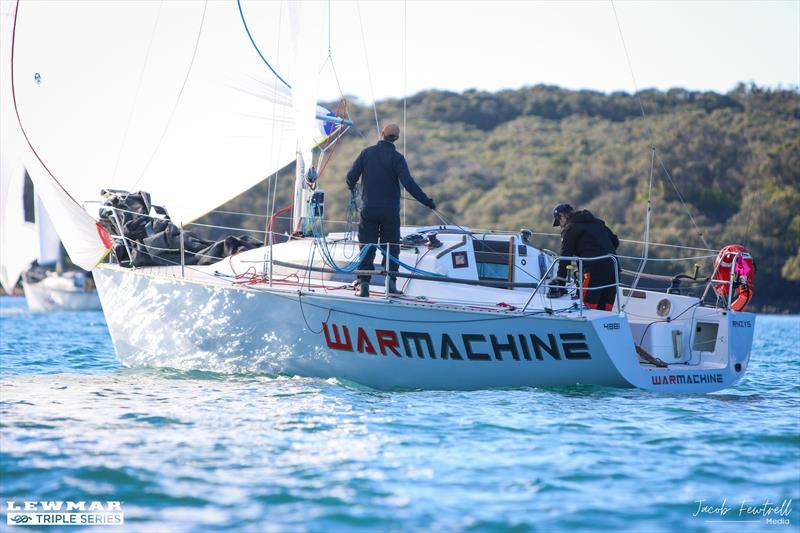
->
[201, 83, 800, 313]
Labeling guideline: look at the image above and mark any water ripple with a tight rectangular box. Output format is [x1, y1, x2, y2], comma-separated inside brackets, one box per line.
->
[0, 297, 798, 531]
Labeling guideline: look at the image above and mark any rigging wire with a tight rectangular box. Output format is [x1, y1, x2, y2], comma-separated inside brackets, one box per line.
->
[624, 145, 656, 308]
[610, 0, 651, 138]
[321, 0, 347, 99]
[655, 154, 711, 249]
[611, 0, 711, 252]
[266, 0, 285, 273]
[356, 0, 381, 137]
[402, 0, 408, 227]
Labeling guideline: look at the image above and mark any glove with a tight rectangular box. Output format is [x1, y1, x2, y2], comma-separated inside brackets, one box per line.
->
[425, 198, 436, 210]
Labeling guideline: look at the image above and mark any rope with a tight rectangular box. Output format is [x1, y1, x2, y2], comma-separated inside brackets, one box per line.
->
[264, 170, 274, 236]
[310, 209, 444, 278]
[316, 99, 349, 179]
[236, 0, 291, 88]
[342, 185, 361, 259]
[356, 0, 381, 137]
[298, 291, 332, 334]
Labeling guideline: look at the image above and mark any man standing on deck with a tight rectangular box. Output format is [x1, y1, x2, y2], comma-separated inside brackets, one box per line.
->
[551, 203, 620, 310]
[347, 123, 436, 297]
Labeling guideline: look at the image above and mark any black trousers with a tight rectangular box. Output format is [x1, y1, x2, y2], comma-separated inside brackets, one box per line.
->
[581, 259, 618, 311]
[357, 207, 400, 283]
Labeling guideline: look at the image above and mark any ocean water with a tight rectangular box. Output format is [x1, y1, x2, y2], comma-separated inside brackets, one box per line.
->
[0, 296, 798, 532]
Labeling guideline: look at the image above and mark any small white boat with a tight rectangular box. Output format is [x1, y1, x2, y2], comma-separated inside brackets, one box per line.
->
[21, 265, 100, 312]
[6, 0, 755, 391]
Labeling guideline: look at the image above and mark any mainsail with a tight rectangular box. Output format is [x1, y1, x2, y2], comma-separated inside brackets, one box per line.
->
[9, 0, 328, 269]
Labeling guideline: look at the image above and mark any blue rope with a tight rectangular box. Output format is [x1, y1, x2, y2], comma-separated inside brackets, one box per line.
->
[310, 211, 444, 278]
[236, 0, 291, 89]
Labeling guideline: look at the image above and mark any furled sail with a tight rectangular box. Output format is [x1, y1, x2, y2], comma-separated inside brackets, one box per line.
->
[287, 0, 328, 232]
[9, 0, 327, 269]
[288, 0, 327, 174]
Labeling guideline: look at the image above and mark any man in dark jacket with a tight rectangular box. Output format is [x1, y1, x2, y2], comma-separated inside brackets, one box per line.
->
[347, 123, 435, 297]
[552, 203, 620, 311]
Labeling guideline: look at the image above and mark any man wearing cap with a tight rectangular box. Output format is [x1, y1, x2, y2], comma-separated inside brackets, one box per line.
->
[347, 123, 436, 297]
[551, 203, 620, 311]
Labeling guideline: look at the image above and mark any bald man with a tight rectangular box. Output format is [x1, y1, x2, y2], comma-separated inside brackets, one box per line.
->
[346, 123, 435, 297]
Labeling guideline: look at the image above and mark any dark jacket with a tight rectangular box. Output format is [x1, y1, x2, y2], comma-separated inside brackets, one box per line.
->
[557, 210, 619, 279]
[346, 140, 432, 211]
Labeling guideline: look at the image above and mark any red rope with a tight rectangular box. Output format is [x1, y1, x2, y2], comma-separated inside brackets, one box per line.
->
[266, 204, 294, 236]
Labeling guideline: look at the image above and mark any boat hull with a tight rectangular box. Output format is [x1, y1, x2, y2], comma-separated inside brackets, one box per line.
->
[93, 265, 751, 392]
[22, 278, 101, 312]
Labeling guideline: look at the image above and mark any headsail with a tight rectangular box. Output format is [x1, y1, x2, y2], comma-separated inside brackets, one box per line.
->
[1, 0, 37, 292]
[0, 162, 37, 294]
[9, 0, 327, 269]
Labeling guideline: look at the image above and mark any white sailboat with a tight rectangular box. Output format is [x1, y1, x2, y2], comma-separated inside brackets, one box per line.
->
[0, 173, 102, 312]
[6, 0, 756, 391]
[0, 184, 102, 312]
[23, 200, 101, 312]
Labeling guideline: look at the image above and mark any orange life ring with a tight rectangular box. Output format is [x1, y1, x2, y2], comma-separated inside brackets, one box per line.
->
[712, 244, 756, 311]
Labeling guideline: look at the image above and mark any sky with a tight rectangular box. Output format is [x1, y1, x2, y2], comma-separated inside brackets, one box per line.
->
[310, 0, 800, 103]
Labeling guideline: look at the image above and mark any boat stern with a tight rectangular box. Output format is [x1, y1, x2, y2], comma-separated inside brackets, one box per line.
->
[602, 308, 756, 393]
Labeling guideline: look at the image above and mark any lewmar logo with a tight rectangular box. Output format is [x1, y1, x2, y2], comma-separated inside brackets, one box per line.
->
[322, 322, 591, 361]
[6, 501, 124, 527]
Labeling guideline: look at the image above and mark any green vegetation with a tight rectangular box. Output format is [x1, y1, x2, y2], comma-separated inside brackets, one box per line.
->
[202, 83, 800, 313]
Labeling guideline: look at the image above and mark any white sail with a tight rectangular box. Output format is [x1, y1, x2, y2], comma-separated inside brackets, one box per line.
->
[0, 0, 37, 293]
[34, 196, 61, 265]
[9, 0, 326, 269]
[0, 162, 37, 295]
[288, 0, 327, 171]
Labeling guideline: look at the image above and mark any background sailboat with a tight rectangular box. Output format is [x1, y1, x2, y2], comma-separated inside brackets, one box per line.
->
[0, 166, 101, 311]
